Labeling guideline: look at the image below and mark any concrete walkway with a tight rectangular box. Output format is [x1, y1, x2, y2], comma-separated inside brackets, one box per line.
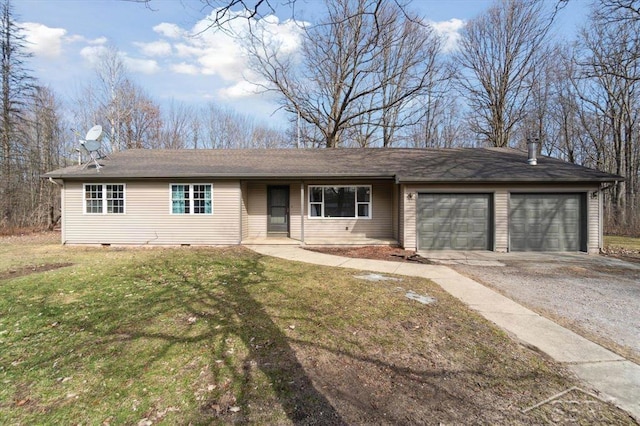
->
[247, 245, 640, 422]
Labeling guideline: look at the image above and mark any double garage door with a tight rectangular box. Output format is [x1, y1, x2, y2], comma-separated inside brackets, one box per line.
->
[416, 193, 586, 252]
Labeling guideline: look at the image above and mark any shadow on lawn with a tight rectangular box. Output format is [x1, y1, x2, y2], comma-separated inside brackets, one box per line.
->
[183, 254, 346, 424]
[75, 251, 345, 424]
[10, 248, 601, 424]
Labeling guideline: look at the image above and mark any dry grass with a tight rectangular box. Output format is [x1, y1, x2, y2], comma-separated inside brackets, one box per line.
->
[0, 233, 634, 424]
[604, 235, 640, 262]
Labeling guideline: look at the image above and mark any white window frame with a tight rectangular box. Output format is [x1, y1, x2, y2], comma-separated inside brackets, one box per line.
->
[308, 185, 372, 219]
[83, 183, 126, 215]
[169, 183, 213, 215]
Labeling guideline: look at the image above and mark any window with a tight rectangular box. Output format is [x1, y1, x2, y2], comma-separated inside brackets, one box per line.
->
[308, 185, 371, 218]
[171, 184, 212, 214]
[84, 184, 125, 214]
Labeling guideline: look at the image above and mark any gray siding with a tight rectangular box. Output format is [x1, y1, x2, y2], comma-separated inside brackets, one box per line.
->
[246, 183, 268, 238]
[245, 181, 395, 243]
[303, 181, 395, 241]
[494, 190, 508, 252]
[245, 182, 302, 240]
[63, 180, 241, 245]
[403, 185, 417, 250]
[398, 184, 406, 247]
[289, 183, 302, 241]
[588, 190, 599, 254]
[392, 184, 399, 241]
[241, 181, 249, 240]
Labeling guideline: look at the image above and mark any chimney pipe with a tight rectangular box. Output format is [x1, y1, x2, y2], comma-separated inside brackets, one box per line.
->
[527, 137, 539, 166]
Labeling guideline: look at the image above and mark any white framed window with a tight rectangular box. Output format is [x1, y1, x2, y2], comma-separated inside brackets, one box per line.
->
[171, 184, 212, 214]
[308, 185, 371, 219]
[84, 184, 125, 214]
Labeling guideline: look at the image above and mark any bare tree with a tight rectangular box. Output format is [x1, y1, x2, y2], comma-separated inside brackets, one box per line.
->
[575, 2, 640, 231]
[455, 0, 558, 147]
[21, 86, 67, 229]
[202, 102, 287, 148]
[92, 46, 130, 152]
[600, 0, 640, 23]
[0, 0, 34, 228]
[245, 0, 443, 147]
[159, 100, 194, 149]
[204, 103, 253, 148]
[120, 80, 162, 149]
[371, 3, 444, 146]
[409, 91, 469, 148]
[73, 46, 163, 151]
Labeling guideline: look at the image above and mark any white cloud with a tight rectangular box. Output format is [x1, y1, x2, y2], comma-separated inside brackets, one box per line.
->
[80, 45, 159, 74]
[79, 44, 107, 65]
[153, 22, 183, 39]
[154, 10, 304, 99]
[89, 36, 108, 45]
[173, 43, 205, 58]
[431, 18, 465, 52]
[21, 22, 67, 58]
[63, 34, 107, 45]
[217, 80, 262, 99]
[64, 34, 85, 43]
[135, 40, 172, 57]
[171, 62, 199, 75]
[123, 57, 160, 74]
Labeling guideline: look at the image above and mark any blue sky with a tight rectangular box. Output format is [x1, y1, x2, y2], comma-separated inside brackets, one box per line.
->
[15, 0, 591, 129]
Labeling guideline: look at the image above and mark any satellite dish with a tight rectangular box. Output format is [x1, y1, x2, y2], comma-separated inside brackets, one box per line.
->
[77, 125, 107, 171]
[84, 139, 101, 152]
[85, 125, 103, 142]
[78, 141, 90, 155]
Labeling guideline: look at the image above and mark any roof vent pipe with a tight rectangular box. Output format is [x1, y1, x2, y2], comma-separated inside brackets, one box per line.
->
[527, 137, 539, 166]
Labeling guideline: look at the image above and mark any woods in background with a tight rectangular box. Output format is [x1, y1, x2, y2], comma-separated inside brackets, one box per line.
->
[1, 0, 639, 235]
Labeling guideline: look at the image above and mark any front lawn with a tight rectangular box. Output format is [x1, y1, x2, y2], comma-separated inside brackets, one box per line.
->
[605, 235, 640, 251]
[604, 235, 640, 262]
[0, 234, 633, 424]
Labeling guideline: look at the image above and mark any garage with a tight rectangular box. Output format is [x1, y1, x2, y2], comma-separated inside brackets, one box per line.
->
[417, 194, 492, 250]
[509, 193, 586, 252]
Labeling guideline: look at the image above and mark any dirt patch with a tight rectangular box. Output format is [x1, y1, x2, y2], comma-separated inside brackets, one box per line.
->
[305, 245, 432, 264]
[0, 263, 73, 281]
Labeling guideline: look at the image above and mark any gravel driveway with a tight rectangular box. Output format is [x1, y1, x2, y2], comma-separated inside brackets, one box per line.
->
[422, 252, 640, 360]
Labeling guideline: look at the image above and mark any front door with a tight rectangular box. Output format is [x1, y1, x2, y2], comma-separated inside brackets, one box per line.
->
[267, 185, 289, 235]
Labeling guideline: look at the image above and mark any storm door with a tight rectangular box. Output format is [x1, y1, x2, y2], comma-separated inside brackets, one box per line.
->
[267, 185, 289, 235]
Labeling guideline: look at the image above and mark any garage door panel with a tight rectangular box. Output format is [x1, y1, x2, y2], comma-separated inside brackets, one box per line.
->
[473, 222, 488, 232]
[436, 208, 452, 218]
[510, 194, 584, 252]
[417, 194, 491, 250]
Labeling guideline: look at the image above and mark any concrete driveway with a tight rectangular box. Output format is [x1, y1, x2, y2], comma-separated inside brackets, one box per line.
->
[419, 251, 640, 360]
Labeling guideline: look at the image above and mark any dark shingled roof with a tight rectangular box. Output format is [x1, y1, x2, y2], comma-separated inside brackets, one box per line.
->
[44, 148, 622, 183]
